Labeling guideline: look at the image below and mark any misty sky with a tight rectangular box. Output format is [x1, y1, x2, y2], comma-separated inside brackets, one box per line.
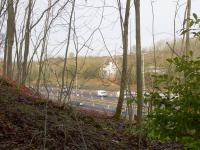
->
[2, 0, 200, 58]
[56, 0, 200, 57]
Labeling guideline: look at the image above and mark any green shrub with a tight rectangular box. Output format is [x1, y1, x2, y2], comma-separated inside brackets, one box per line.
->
[146, 13, 200, 149]
[146, 53, 200, 148]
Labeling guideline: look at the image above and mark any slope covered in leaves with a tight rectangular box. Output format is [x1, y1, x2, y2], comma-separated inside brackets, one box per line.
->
[0, 78, 182, 150]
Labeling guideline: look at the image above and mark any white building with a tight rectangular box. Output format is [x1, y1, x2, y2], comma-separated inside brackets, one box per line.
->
[102, 62, 117, 77]
[146, 66, 165, 74]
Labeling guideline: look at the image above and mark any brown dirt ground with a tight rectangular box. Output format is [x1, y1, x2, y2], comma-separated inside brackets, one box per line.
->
[0, 78, 182, 150]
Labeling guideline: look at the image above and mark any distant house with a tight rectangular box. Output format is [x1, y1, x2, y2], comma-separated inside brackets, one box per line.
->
[102, 61, 117, 77]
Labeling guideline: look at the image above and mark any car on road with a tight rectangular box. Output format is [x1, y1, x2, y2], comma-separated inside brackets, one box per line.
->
[97, 90, 108, 97]
[71, 101, 84, 106]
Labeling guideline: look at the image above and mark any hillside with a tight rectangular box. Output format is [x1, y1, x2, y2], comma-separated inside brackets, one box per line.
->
[0, 77, 182, 149]
[24, 39, 200, 91]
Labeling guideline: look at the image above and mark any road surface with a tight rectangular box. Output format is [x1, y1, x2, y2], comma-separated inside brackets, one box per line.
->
[32, 86, 144, 116]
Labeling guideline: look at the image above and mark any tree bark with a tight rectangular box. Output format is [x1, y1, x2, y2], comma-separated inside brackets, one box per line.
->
[4, 0, 15, 78]
[114, 0, 131, 119]
[3, 34, 7, 77]
[22, 0, 33, 84]
[134, 0, 143, 128]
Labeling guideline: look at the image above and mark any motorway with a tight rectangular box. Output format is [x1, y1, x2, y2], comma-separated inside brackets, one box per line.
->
[35, 86, 141, 116]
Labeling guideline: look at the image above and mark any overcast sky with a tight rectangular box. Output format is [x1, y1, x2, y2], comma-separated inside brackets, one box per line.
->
[62, 0, 200, 56]
[4, 0, 199, 58]
[139, 0, 200, 47]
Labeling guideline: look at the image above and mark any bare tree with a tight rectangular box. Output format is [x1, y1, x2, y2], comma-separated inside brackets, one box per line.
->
[114, 0, 131, 119]
[36, 0, 52, 92]
[21, 0, 33, 84]
[59, 0, 76, 104]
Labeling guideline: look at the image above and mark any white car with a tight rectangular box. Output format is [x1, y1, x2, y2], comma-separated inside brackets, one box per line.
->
[71, 101, 84, 106]
[97, 90, 108, 97]
[116, 91, 136, 98]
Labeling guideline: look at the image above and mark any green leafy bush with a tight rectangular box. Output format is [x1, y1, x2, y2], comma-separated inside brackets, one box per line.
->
[146, 53, 200, 148]
[146, 14, 200, 149]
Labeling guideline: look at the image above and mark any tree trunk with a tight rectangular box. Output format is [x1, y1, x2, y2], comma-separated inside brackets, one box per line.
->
[134, 0, 143, 128]
[16, 11, 27, 84]
[22, 0, 32, 85]
[114, 0, 131, 119]
[4, 0, 15, 78]
[59, 0, 76, 104]
[3, 34, 7, 77]
[185, 0, 191, 54]
[37, 0, 51, 93]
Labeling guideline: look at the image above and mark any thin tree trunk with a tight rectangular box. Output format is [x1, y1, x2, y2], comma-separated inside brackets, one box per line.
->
[134, 1, 143, 148]
[114, 0, 131, 119]
[22, 0, 33, 84]
[59, 0, 76, 104]
[37, 0, 52, 93]
[5, 0, 15, 78]
[134, 0, 143, 128]
[3, 34, 7, 77]
[151, 1, 157, 74]
[185, 0, 191, 54]
[16, 4, 27, 84]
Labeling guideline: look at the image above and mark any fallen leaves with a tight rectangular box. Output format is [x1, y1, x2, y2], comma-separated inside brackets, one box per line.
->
[0, 77, 183, 149]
